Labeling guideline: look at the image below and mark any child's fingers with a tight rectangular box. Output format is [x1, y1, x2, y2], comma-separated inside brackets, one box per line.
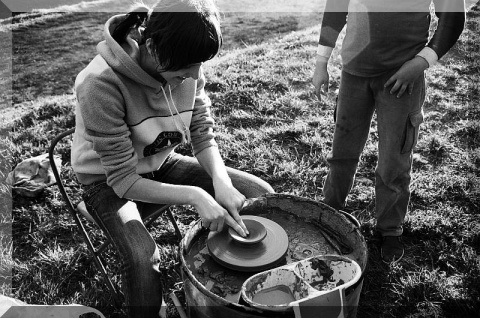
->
[225, 215, 247, 237]
[389, 81, 402, 95]
[396, 84, 408, 98]
[408, 83, 415, 95]
[384, 75, 396, 88]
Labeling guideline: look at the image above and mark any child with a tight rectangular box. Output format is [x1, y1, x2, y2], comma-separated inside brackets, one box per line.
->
[72, 0, 274, 316]
[313, 0, 465, 263]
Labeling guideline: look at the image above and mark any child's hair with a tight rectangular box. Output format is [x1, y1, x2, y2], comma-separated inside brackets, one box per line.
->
[113, 0, 222, 71]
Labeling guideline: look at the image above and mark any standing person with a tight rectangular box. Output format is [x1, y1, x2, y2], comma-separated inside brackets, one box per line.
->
[313, 0, 465, 263]
[71, 0, 274, 316]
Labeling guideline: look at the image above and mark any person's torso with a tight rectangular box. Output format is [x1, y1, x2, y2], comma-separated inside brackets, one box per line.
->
[342, 0, 432, 76]
[72, 54, 196, 177]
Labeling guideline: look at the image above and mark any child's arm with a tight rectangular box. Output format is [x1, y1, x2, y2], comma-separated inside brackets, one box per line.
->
[427, 0, 466, 63]
[189, 67, 248, 236]
[313, 0, 349, 100]
[385, 0, 466, 98]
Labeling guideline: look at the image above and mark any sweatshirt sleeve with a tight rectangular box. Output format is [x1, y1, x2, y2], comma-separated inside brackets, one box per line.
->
[428, 0, 466, 60]
[190, 67, 218, 156]
[76, 74, 141, 197]
[318, 0, 349, 49]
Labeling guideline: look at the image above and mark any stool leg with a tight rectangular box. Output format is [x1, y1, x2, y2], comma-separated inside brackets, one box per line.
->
[166, 209, 182, 241]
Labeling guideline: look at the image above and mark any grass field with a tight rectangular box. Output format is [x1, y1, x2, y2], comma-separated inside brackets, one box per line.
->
[1, 3, 479, 318]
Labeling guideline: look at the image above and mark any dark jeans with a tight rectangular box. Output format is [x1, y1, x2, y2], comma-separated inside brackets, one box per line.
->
[323, 69, 425, 236]
[83, 153, 274, 317]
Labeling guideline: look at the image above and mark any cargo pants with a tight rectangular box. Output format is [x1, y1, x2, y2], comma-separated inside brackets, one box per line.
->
[323, 69, 425, 236]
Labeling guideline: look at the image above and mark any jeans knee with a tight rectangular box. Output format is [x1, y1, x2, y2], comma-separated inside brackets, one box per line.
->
[258, 179, 275, 195]
[376, 169, 411, 193]
[125, 236, 160, 270]
[229, 169, 274, 198]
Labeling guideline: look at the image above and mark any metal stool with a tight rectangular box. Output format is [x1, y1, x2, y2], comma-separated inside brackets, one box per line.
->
[48, 128, 182, 304]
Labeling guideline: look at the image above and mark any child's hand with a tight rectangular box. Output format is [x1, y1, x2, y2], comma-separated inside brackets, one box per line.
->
[193, 186, 247, 237]
[384, 56, 429, 98]
[313, 58, 330, 101]
[213, 178, 249, 237]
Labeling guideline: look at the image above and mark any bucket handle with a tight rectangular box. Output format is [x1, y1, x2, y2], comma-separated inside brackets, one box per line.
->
[291, 287, 346, 318]
[290, 272, 364, 318]
[337, 210, 361, 229]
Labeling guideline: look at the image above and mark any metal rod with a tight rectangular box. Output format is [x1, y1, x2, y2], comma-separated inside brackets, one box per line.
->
[169, 292, 188, 318]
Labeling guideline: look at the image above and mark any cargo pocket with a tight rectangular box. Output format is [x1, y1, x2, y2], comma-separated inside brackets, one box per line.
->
[401, 109, 424, 154]
[333, 94, 339, 123]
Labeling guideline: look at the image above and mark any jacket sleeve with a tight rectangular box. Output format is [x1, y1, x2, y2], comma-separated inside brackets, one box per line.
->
[76, 74, 141, 197]
[429, 0, 466, 59]
[190, 67, 218, 156]
[319, 0, 349, 48]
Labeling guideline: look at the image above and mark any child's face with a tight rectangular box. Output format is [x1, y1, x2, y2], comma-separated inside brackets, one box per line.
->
[160, 63, 203, 86]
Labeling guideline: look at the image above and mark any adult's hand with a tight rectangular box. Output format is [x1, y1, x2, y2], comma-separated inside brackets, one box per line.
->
[313, 59, 329, 101]
[384, 56, 429, 98]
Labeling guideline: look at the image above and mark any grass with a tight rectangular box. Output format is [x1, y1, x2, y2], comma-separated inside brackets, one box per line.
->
[1, 4, 480, 318]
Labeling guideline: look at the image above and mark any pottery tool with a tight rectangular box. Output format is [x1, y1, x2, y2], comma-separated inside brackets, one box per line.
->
[207, 215, 288, 272]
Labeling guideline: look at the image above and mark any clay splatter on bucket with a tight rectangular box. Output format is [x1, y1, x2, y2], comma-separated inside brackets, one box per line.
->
[307, 258, 336, 290]
[186, 234, 252, 303]
[295, 257, 356, 292]
[241, 254, 362, 312]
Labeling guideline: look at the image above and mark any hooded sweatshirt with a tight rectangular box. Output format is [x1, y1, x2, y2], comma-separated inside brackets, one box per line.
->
[72, 14, 217, 198]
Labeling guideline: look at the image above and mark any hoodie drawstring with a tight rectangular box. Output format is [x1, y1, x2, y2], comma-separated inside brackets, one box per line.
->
[160, 85, 191, 144]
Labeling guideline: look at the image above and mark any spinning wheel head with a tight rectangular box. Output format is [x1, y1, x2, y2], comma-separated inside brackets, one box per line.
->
[207, 216, 288, 272]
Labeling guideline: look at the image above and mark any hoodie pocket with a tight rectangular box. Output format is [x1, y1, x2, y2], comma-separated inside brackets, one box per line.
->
[401, 109, 424, 154]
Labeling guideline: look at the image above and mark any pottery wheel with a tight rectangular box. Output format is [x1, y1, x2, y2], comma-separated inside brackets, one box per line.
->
[207, 215, 289, 272]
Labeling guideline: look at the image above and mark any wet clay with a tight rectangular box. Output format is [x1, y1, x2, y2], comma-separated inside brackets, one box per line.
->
[251, 285, 296, 306]
[228, 217, 267, 244]
[184, 209, 338, 302]
[186, 234, 252, 302]
[207, 216, 288, 272]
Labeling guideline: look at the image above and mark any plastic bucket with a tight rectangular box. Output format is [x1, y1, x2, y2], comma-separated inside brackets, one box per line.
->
[241, 255, 362, 317]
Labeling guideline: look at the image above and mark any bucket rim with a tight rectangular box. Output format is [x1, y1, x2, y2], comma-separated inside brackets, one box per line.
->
[178, 193, 369, 316]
